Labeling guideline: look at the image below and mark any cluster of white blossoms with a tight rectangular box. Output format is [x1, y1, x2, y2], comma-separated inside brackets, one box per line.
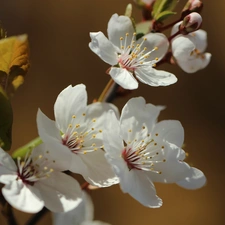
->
[0, 3, 210, 224]
[0, 84, 206, 214]
[89, 14, 177, 90]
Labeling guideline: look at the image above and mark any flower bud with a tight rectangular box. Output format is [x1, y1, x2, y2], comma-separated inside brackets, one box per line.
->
[179, 12, 202, 34]
[182, 0, 203, 18]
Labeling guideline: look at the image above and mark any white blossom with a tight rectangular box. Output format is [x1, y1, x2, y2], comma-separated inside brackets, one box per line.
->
[37, 84, 119, 187]
[0, 144, 82, 213]
[89, 13, 177, 90]
[171, 22, 211, 73]
[103, 97, 206, 208]
[53, 191, 110, 225]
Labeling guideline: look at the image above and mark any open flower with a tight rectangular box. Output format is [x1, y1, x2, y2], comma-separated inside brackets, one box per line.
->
[171, 22, 211, 73]
[53, 191, 110, 225]
[0, 144, 82, 213]
[103, 97, 206, 208]
[37, 84, 119, 187]
[89, 13, 177, 90]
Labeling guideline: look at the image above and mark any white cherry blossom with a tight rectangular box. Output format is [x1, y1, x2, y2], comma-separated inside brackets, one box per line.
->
[103, 97, 206, 208]
[171, 22, 211, 73]
[37, 84, 119, 187]
[89, 13, 177, 90]
[0, 144, 82, 213]
[53, 191, 110, 225]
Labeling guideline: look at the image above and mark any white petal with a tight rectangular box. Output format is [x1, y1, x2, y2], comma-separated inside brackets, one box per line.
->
[109, 67, 138, 90]
[36, 172, 82, 212]
[135, 67, 177, 87]
[177, 52, 211, 73]
[0, 174, 17, 185]
[120, 97, 162, 143]
[171, 22, 181, 36]
[54, 84, 87, 133]
[149, 159, 192, 183]
[0, 147, 17, 173]
[85, 102, 119, 130]
[80, 150, 119, 187]
[137, 33, 169, 61]
[152, 120, 184, 148]
[53, 192, 94, 225]
[89, 32, 118, 65]
[2, 179, 44, 213]
[107, 13, 134, 49]
[124, 170, 162, 208]
[189, 29, 207, 52]
[172, 35, 195, 61]
[37, 110, 72, 171]
[103, 110, 124, 156]
[176, 167, 206, 189]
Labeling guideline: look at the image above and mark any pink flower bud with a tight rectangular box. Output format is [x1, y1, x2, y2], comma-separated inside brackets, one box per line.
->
[180, 12, 202, 34]
[182, 0, 203, 18]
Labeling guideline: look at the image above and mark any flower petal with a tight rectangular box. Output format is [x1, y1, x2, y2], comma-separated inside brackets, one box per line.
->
[89, 32, 118, 65]
[137, 33, 169, 61]
[176, 167, 206, 189]
[176, 52, 211, 73]
[107, 13, 134, 49]
[172, 35, 195, 61]
[2, 179, 44, 213]
[80, 149, 119, 187]
[37, 109, 73, 171]
[120, 97, 162, 143]
[189, 29, 207, 52]
[152, 120, 184, 148]
[135, 67, 177, 87]
[125, 170, 162, 208]
[103, 110, 124, 156]
[53, 192, 94, 225]
[0, 148, 17, 174]
[36, 172, 82, 212]
[54, 84, 87, 133]
[109, 67, 138, 90]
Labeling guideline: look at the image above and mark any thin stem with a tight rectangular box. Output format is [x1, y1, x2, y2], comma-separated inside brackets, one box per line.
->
[168, 30, 181, 42]
[25, 207, 48, 225]
[98, 78, 115, 102]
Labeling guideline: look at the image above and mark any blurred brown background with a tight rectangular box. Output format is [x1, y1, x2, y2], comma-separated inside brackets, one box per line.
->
[0, 0, 224, 224]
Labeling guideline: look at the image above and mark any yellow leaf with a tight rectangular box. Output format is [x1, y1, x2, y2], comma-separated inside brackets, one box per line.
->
[0, 34, 29, 97]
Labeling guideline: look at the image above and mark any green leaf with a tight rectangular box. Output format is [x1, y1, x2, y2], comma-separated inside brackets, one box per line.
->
[152, 0, 178, 19]
[155, 10, 177, 22]
[0, 86, 13, 150]
[136, 21, 152, 35]
[0, 34, 30, 97]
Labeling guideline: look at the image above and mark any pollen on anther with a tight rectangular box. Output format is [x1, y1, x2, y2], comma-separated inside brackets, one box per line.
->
[163, 159, 166, 162]
[82, 113, 86, 116]
[69, 124, 72, 128]
[83, 151, 87, 154]
[99, 130, 102, 133]
[155, 57, 159, 61]
[92, 119, 96, 122]
[92, 134, 96, 138]
[76, 124, 80, 128]
[53, 160, 56, 163]
[46, 151, 49, 154]
[162, 146, 165, 149]
[72, 115, 76, 118]
[39, 155, 43, 159]
[92, 143, 96, 147]
[94, 148, 98, 151]
[126, 33, 129, 36]
[154, 46, 158, 50]
[155, 133, 158, 136]
[133, 32, 136, 36]
[128, 129, 132, 132]
[143, 37, 147, 41]
[120, 37, 123, 40]
[44, 166, 48, 170]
